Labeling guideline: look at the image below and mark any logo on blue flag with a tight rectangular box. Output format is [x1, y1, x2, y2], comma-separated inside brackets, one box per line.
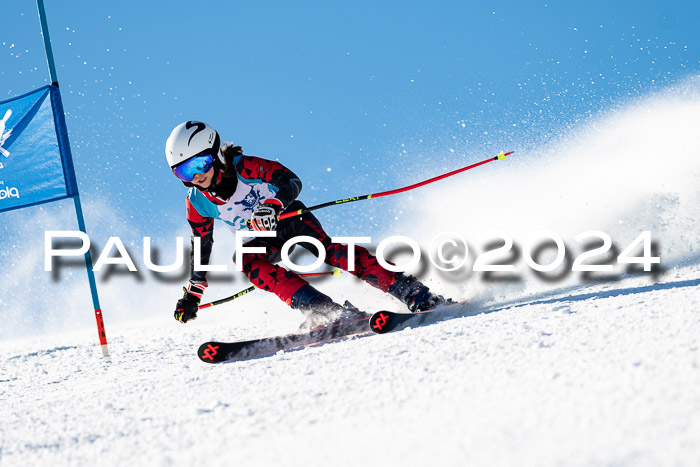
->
[0, 109, 13, 158]
[0, 86, 78, 213]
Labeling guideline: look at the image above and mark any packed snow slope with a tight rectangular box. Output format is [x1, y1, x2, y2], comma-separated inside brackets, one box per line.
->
[1, 262, 699, 466]
[1, 82, 700, 466]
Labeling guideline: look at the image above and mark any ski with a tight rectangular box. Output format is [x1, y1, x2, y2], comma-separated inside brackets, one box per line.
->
[369, 300, 468, 334]
[197, 315, 371, 363]
[369, 310, 432, 334]
[198, 301, 468, 362]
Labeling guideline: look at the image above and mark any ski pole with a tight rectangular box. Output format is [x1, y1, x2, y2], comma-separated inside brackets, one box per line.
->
[278, 151, 513, 221]
[198, 269, 342, 310]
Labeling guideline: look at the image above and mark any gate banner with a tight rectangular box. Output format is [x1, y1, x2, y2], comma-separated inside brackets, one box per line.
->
[0, 85, 78, 213]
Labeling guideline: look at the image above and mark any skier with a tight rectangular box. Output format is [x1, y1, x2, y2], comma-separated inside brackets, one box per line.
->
[166, 121, 449, 326]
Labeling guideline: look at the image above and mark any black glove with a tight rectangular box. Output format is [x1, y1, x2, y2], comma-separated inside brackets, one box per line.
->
[174, 282, 207, 323]
[250, 198, 284, 231]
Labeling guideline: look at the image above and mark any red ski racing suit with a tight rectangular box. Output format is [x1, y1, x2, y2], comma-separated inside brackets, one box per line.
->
[185, 154, 395, 306]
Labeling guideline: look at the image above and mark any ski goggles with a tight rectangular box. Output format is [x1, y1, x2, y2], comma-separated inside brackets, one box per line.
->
[172, 152, 215, 182]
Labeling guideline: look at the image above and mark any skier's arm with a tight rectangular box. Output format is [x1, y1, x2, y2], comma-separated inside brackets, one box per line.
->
[186, 196, 214, 285]
[174, 197, 212, 324]
[235, 156, 302, 208]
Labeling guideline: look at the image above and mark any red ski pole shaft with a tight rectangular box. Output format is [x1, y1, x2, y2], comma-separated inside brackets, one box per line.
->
[278, 151, 513, 221]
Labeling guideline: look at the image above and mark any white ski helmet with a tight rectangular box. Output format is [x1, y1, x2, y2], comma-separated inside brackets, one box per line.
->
[165, 121, 223, 169]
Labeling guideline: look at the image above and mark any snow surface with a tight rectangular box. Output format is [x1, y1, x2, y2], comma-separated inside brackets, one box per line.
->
[1, 262, 699, 466]
[2, 81, 700, 466]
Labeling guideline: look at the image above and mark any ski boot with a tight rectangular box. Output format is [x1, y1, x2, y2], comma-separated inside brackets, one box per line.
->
[334, 300, 371, 324]
[387, 272, 452, 313]
[291, 284, 370, 330]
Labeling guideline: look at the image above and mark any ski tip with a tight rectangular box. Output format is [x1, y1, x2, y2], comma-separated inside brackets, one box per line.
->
[198, 342, 223, 363]
[369, 311, 393, 334]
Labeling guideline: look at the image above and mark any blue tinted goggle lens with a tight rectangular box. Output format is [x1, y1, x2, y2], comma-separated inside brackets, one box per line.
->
[172, 153, 214, 182]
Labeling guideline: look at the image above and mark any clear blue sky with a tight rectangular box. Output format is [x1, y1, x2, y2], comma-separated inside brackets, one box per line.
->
[1, 0, 698, 235]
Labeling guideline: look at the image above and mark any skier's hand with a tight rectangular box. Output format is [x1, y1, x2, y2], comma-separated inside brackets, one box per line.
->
[174, 282, 207, 323]
[250, 199, 283, 231]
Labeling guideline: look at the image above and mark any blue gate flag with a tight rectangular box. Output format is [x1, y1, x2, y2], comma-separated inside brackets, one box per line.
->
[0, 85, 78, 213]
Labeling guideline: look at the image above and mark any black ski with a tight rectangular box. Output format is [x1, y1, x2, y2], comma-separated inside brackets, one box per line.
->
[369, 300, 468, 334]
[369, 310, 429, 334]
[198, 316, 371, 363]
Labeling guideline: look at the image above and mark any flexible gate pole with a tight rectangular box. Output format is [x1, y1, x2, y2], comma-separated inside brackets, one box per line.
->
[37, 0, 109, 356]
